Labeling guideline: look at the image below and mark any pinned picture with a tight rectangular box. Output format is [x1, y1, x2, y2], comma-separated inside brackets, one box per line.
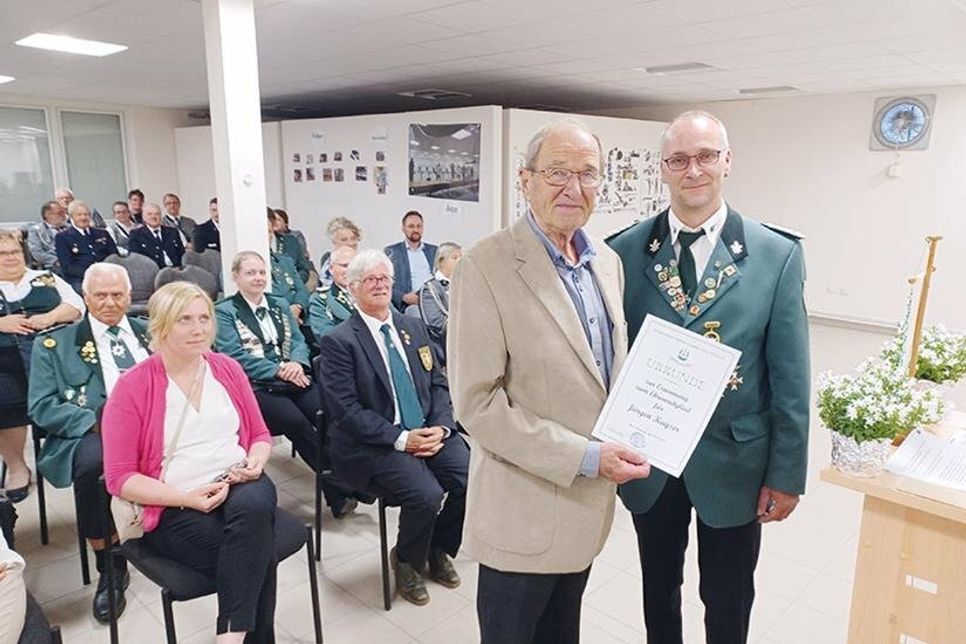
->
[306, 167, 316, 181]
[293, 168, 303, 182]
[355, 166, 368, 181]
[305, 153, 314, 165]
[374, 166, 388, 195]
[334, 168, 344, 182]
[350, 150, 360, 161]
[320, 153, 328, 163]
[292, 152, 301, 163]
[409, 122, 481, 202]
[322, 167, 333, 182]
[333, 151, 343, 162]
[375, 150, 386, 162]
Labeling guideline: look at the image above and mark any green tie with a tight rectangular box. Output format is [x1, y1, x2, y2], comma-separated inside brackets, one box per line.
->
[678, 230, 705, 301]
[379, 323, 424, 430]
[107, 326, 136, 371]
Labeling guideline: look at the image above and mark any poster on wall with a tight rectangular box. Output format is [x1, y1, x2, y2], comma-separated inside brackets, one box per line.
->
[408, 123, 481, 202]
[374, 166, 388, 195]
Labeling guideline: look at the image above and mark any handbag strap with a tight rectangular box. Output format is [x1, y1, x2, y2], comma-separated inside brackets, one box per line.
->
[159, 358, 205, 481]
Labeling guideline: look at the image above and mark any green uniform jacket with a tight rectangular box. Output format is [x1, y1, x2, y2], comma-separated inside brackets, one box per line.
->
[270, 252, 311, 312]
[307, 284, 356, 340]
[607, 207, 810, 528]
[27, 316, 150, 488]
[214, 292, 310, 382]
[274, 232, 313, 283]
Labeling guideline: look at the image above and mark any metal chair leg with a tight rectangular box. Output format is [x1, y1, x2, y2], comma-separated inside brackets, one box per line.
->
[162, 588, 177, 644]
[73, 486, 91, 585]
[1, 460, 6, 486]
[378, 498, 391, 611]
[99, 480, 119, 644]
[314, 470, 322, 562]
[305, 526, 324, 643]
[32, 429, 48, 545]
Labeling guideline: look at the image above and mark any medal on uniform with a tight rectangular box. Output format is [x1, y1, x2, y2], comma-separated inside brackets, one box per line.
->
[703, 321, 721, 343]
[418, 346, 433, 371]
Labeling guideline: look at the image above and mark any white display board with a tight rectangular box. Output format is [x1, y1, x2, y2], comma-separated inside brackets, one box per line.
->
[280, 106, 503, 262]
[502, 109, 668, 240]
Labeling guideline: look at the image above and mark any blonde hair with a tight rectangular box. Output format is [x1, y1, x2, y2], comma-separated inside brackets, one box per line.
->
[231, 250, 265, 275]
[0, 229, 24, 244]
[326, 216, 362, 242]
[147, 281, 215, 350]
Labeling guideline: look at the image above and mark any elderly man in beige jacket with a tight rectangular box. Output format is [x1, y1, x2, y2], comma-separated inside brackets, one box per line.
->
[449, 119, 651, 644]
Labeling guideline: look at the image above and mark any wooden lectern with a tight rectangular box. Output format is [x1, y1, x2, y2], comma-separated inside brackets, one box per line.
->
[822, 467, 966, 644]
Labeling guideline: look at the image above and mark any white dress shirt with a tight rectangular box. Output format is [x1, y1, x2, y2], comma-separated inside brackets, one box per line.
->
[0, 269, 85, 314]
[358, 309, 416, 451]
[89, 315, 149, 394]
[668, 199, 728, 286]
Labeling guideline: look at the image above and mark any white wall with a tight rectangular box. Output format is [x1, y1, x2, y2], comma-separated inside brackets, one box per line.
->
[599, 85, 966, 330]
[503, 109, 668, 240]
[174, 122, 284, 222]
[280, 106, 503, 262]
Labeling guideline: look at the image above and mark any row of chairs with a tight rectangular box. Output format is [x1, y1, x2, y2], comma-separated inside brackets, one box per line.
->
[103, 249, 223, 314]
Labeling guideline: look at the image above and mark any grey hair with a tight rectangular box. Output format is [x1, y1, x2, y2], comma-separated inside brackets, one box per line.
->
[82, 262, 131, 295]
[346, 249, 393, 286]
[326, 216, 363, 242]
[434, 242, 462, 272]
[522, 118, 604, 170]
[143, 202, 162, 216]
[659, 110, 730, 155]
[67, 200, 90, 218]
[55, 187, 74, 199]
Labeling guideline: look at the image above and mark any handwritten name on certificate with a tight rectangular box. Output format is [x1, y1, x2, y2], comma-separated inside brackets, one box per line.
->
[592, 315, 741, 477]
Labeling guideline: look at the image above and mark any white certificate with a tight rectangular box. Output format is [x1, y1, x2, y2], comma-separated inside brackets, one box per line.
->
[592, 314, 741, 477]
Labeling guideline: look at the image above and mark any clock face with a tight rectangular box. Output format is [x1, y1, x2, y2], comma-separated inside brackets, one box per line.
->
[875, 97, 930, 148]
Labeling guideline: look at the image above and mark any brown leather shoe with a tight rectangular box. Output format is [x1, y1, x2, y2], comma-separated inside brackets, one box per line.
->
[426, 548, 461, 589]
[390, 547, 430, 606]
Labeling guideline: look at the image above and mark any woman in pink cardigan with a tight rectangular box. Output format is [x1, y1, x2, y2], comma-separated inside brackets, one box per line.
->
[102, 281, 276, 644]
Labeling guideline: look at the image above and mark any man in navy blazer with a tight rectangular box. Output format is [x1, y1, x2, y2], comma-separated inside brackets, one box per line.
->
[127, 203, 185, 269]
[383, 211, 437, 311]
[192, 198, 221, 253]
[55, 201, 118, 292]
[319, 249, 467, 607]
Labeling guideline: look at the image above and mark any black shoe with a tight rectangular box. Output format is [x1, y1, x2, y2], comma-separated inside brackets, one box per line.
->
[5, 468, 30, 503]
[331, 497, 358, 519]
[92, 570, 129, 624]
[390, 547, 429, 606]
[425, 548, 461, 589]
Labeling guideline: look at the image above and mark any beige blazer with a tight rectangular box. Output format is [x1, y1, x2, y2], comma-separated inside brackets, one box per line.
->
[448, 216, 628, 574]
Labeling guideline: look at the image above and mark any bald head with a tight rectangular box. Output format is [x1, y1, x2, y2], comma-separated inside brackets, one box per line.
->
[660, 110, 730, 156]
[524, 118, 604, 171]
[143, 202, 163, 228]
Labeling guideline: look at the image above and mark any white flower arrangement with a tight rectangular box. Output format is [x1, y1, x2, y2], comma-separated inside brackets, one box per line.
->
[881, 323, 966, 384]
[816, 358, 945, 443]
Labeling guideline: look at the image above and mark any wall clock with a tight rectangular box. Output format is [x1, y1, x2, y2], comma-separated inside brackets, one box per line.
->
[869, 94, 936, 151]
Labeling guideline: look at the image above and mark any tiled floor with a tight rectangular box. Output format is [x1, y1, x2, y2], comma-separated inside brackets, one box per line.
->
[10, 322, 966, 642]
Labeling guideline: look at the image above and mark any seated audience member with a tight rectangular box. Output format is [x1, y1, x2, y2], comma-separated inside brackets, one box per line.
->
[56, 187, 105, 229]
[319, 249, 468, 606]
[0, 229, 84, 503]
[318, 217, 362, 290]
[162, 192, 197, 245]
[28, 263, 147, 622]
[102, 281, 278, 643]
[127, 188, 145, 225]
[26, 201, 68, 273]
[385, 211, 437, 311]
[269, 209, 315, 287]
[272, 209, 309, 262]
[308, 244, 356, 341]
[415, 242, 461, 370]
[265, 212, 310, 326]
[128, 203, 186, 269]
[0, 510, 26, 643]
[193, 198, 221, 253]
[55, 201, 119, 293]
[215, 252, 356, 517]
[106, 201, 139, 256]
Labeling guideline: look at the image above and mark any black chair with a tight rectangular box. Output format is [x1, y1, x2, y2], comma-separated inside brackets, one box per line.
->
[101, 483, 323, 644]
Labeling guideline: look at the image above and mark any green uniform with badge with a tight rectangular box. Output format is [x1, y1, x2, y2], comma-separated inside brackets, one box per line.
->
[27, 316, 150, 487]
[307, 284, 356, 341]
[607, 206, 810, 528]
[273, 232, 314, 284]
[270, 251, 311, 313]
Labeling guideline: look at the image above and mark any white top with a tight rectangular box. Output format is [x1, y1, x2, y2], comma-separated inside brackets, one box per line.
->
[244, 295, 278, 345]
[668, 199, 728, 285]
[163, 362, 247, 491]
[0, 531, 24, 571]
[0, 269, 84, 313]
[90, 315, 150, 395]
[358, 309, 413, 450]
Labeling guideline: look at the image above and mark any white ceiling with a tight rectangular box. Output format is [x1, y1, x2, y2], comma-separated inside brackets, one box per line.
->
[2, 0, 966, 116]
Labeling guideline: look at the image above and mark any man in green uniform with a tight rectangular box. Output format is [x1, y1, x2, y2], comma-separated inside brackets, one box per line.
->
[308, 244, 357, 341]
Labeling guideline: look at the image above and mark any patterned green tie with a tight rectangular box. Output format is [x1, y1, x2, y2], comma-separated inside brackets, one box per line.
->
[380, 323, 425, 430]
[107, 326, 136, 371]
[678, 230, 705, 301]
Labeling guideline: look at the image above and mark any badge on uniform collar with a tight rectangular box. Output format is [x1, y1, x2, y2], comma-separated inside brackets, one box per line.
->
[648, 239, 661, 253]
[730, 240, 744, 255]
[418, 346, 433, 371]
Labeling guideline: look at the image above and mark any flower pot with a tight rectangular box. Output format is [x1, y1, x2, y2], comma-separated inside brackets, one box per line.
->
[830, 431, 893, 478]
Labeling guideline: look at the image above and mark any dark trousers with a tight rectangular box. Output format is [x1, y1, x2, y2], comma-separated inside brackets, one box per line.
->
[72, 431, 110, 541]
[369, 434, 468, 570]
[477, 564, 591, 644]
[254, 385, 350, 508]
[145, 476, 278, 640]
[633, 476, 761, 644]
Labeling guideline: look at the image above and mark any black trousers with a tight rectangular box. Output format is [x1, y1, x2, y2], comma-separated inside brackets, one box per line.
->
[369, 434, 468, 570]
[72, 431, 111, 541]
[144, 475, 278, 640]
[477, 564, 591, 644]
[254, 385, 350, 508]
[633, 475, 761, 644]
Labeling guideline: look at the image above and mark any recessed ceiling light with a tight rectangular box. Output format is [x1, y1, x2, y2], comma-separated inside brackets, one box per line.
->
[637, 62, 715, 75]
[16, 33, 127, 57]
[0, 75, 14, 84]
[738, 85, 800, 95]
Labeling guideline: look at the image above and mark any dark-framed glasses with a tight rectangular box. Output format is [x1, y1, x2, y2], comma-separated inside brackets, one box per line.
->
[361, 275, 393, 287]
[662, 149, 722, 172]
[531, 167, 602, 188]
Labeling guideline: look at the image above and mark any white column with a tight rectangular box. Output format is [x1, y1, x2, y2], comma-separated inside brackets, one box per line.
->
[202, 0, 269, 294]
